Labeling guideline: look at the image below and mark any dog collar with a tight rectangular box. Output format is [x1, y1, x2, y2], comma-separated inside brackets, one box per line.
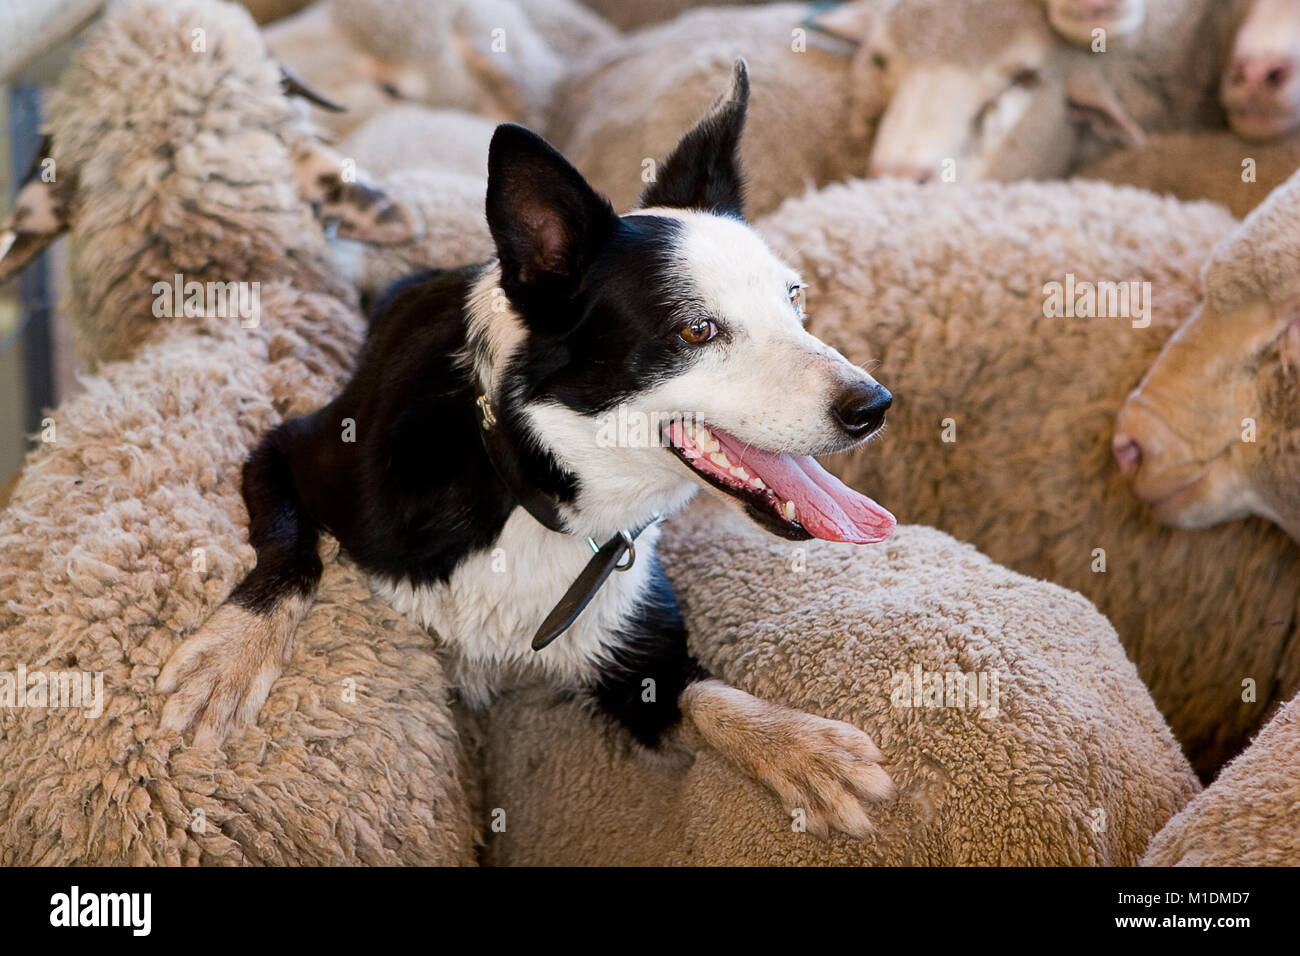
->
[475, 388, 659, 651]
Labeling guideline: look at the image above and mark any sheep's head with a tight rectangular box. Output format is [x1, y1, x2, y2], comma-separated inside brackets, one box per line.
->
[817, 0, 1144, 183]
[0, 0, 424, 291]
[1114, 172, 1300, 541]
[1221, 0, 1300, 140]
[1042, 0, 1147, 48]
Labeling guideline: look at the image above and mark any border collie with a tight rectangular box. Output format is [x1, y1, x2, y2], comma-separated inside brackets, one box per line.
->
[160, 61, 899, 839]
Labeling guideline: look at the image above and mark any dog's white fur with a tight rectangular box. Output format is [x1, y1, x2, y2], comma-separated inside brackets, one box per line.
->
[399, 211, 886, 704]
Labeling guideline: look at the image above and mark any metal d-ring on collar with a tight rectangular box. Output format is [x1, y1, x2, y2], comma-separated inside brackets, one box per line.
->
[475, 387, 657, 651]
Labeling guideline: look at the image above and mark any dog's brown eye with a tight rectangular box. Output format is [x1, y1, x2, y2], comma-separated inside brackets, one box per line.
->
[678, 320, 718, 344]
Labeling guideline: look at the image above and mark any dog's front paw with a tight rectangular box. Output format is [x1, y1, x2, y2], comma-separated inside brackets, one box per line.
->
[157, 601, 301, 750]
[682, 679, 895, 839]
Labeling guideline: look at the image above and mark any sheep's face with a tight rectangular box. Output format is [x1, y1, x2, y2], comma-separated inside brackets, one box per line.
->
[1044, 0, 1146, 48]
[1221, 0, 1300, 140]
[1113, 299, 1300, 540]
[859, 0, 1140, 183]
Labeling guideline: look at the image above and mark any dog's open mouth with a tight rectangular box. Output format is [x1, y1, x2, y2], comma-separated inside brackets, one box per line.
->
[664, 420, 896, 544]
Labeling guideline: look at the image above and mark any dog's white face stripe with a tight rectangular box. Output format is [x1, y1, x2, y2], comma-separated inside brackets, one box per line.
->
[636, 208, 880, 456]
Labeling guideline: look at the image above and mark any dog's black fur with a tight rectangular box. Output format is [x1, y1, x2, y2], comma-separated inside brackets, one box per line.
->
[220, 83, 757, 748]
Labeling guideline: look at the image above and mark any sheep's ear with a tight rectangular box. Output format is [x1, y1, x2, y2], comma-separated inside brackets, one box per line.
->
[639, 58, 749, 218]
[292, 141, 425, 245]
[0, 177, 69, 285]
[1067, 71, 1147, 149]
[486, 122, 617, 309]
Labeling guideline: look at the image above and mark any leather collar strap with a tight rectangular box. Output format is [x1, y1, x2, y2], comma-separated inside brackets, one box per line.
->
[475, 387, 658, 651]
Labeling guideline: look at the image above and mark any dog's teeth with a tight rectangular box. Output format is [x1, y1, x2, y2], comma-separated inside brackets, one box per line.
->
[730, 466, 750, 481]
[782, 500, 797, 521]
[682, 420, 697, 439]
[709, 451, 732, 469]
[750, 477, 766, 489]
[697, 429, 721, 453]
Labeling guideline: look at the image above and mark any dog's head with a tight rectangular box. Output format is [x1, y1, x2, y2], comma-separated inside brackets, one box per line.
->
[473, 60, 895, 544]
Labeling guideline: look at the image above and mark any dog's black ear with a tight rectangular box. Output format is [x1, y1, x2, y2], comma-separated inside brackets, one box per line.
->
[486, 123, 617, 308]
[638, 58, 749, 218]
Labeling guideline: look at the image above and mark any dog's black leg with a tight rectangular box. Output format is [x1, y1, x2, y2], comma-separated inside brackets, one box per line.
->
[588, 557, 707, 749]
[158, 416, 325, 748]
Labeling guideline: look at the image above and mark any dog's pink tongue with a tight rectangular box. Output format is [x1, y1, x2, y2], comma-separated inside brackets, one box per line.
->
[713, 430, 896, 544]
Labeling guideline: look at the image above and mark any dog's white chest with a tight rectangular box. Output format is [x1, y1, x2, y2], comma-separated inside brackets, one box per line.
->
[374, 510, 661, 707]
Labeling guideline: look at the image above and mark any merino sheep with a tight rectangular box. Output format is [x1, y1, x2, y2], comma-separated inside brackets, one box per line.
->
[0, 0, 476, 864]
[0, 1, 424, 367]
[551, 2, 886, 217]
[1115, 169, 1300, 550]
[1221, 0, 1300, 140]
[265, 0, 612, 137]
[753, 177, 1296, 776]
[337, 104, 497, 179]
[325, 106, 495, 296]
[1074, 127, 1300, 218]
[858, 0, 1245, 182]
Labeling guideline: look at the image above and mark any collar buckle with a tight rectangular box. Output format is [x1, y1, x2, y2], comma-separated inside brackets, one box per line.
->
[476, 393, 497, 430]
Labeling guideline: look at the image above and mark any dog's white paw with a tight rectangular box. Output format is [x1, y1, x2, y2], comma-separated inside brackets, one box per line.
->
[682, 679, 895, 840]
[157, 600, 302, 750]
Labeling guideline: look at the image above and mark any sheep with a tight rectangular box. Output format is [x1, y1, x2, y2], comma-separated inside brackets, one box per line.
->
[0, 0, 476, 864]
[478, 498, 1199, 865]
[752, 176, 1296, 777]
[550, 2, 887, 217]
[1142, 684, 1300, 865]
[264, 0, 613, 138]
[858, 0, 1246, 182]
[1114, 169, 1300, 555]
[1074, 127, 1300, 218]
[0, 0, 425, 367]
[337, 104, 496, 179]
[326, 110, 496, 297]
[1221, 0, 1300, 140]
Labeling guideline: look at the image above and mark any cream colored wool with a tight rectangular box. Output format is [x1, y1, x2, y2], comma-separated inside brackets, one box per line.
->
[482, 499, 1198, 866]
[752, 177, 1298, 776]
[329, 166, 495, 296]
[1201, 165, 1300, 317]
[268, 0, 587, 137]
[332, 108, 496, 294]
[339, 106, 497, 179]
[0, 0, 476, 865]
[1076, 129, 1300, 220]
[551, 3, 882, 217]
[1143, 691, 1300, 865]
[0, 310, 475, 865]
[45, 0, 350, 366]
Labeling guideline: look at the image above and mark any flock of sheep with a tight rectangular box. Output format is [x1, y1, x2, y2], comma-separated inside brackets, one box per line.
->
[2, 0, 1300, 862]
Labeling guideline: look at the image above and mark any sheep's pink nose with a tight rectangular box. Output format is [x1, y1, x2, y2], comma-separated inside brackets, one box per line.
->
[869, 163, 935, 184]
[1112, 435, 1143, 476]
[1228, 54, 1297, 93]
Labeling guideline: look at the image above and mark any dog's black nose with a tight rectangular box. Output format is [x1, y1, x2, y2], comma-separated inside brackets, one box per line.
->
[834, 381, 891, 437]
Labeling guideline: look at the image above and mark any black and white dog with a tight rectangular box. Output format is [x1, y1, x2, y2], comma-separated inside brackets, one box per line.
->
[160, 61, 899, 838]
